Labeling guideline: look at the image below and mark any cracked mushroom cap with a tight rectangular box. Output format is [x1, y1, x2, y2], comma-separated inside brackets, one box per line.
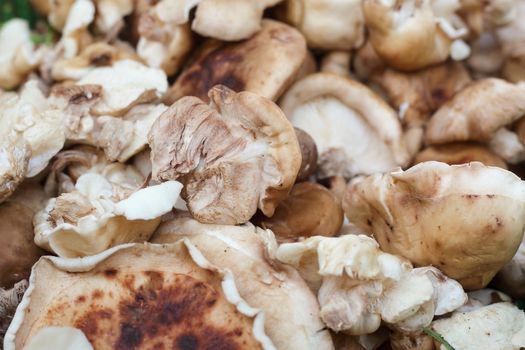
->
[425, 78, 525, 163]
[255, 182, 344, 242]
[152, 214, 334, 350]
[363, 0, 469, 71]
[34, 172, 183, 257]
[275, 235, 466, 335]
[77, 59, 168, 116]
[3, 242, 275, 350]
[430, 302, 525, 350]
[414, 143, 508, 169]
[343, 161, 525, 289]
[281, 0, 365, 50]
[165, 20, 307, 104]
[280, 73, 410, 179]
[148, 85, 301, 225]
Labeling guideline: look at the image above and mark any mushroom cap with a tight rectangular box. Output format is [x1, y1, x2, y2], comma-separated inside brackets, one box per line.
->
[21, 327, 93, 350]
[426, 78, 525, 144]
[4, 242, 274, 350]
[431, 302, 525, 350]
[148, 85, 301, 224]
[282, 0, 365, 50]
[256, 182, 343, 242]
[362, 0, 454, 71]
[164, 20, 307, 104]
[294, 128, 318, 181]
[1, 281, 28, 345]
[493, 239, 525, 298]
[343, 161, 525, 289]
[280, 73, 410, 178]
[414, 143, 507, 169]
[152, 215, 334, 350]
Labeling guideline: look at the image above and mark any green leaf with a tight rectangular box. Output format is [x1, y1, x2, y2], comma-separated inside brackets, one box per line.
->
[0, 0, 39, 27]
[423, 327, 456, 350]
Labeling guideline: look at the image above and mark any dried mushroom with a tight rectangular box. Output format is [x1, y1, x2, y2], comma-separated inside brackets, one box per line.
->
[1, 281, 28, 346]
[34, 172, 183, 257]
[276, 235, 466, 335]
[94, 0, 133, 34]
[414, 143, 508, 168]
[281, 0, 364, 50]
[426, 78, 525, 164]
[363, 0, 470, 71]
[137, 0, 192, 75]
[0, 19, 40, 90]
[152, 214, 334, 350]
[343, 161, 525, 289]
[294, 128, 318, 181]
[280, 73, 410, 179]
[165, 20, 306, 104]
[0, 81, 66, 203]
[4, 242, 275, 350]
[58, 0, 95, 59]
[497, 0, 525, 83]
[255, 182, 343, 242]
[430, 302, 525, 350]
[148, 85, 301, 225]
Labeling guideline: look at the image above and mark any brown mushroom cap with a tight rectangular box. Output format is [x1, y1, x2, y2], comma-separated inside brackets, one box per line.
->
[294, 128, 318, 182]
[149, 85, 301, 225]
[256, 182, 343, 242]
[426, 78, 525, 144]
[343, 161, 525, 290]
[7, 242, 272, 350]
[164, 20, 307, 104]
[414, 143, 507, 169]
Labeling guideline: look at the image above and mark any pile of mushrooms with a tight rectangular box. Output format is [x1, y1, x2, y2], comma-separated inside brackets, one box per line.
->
[2, 0, 525, 349]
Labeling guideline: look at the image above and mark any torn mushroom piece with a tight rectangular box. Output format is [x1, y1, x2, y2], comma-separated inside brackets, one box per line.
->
[0, 19, 41, 90]
[94, 0, 133, 35]
[148, 85, 301, 225]
[3, 242, 276, 350]
[75, 59, 167, 116]
[414, 143, 507, 169]
[165, 20, 306, 104]
[280, 73, 410, 179]
[280, 0, 365, 50]
[57, 0, 95, 59]
[430, 302, 525, 350]
[0, 81, 66, 203]
[137, 0, 192, 75]
[275, 235, 467, 335]
[172, 0, 281, 41]
[34, 172, 183, 257]
[363, 0, 470, 71]
[343, 161, 525, 290]
[152, 214, 334, 350]
[426, 78, 525, 164]
[254, 182, 343, 242]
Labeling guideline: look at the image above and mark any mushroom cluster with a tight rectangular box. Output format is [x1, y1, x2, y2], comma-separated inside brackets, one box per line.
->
[2, 0, 525, 349]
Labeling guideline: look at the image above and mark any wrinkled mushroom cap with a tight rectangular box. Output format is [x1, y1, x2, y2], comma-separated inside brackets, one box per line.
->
[280, 73, 410, 179]
[282, 0, 365, 50]
[149, 85, 301, 225]
[414, 143, 507, 169]
[152, 215, 334, 350]
[4, 242, 274, 350]
[431, 302, 525, 349]
[343, 161, 525, 289]
[165, 20, 307, 104]
[256, 182, 343, 242]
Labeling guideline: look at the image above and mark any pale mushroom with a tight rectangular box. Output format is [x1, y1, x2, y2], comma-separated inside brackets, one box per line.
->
[457, 288, 512, 312]
[466, 32, 505, 76]
[165, 20, 307, 104]
[414, 143, 507, 169]
[493, 238, 525, 298]
[94, 0, 133, 34]
[34, 172, 182, 257]
[353, 40, 385, 81]
[152, 214, 334, 350]
[343, 161, 525, 289]
[22, 327, 94, 350]
[76, 59, 168, 116]
[281, 0, 365, 50]
[320, 51, 352, 77]
[459, 0, 516, 37]
[430, 302, 525, 350]
[1, 281, 28, 346]
[58, 0, 95, 59]
[137, 0, 192, 75]
[280, 73, 410, 179]
[255, 182, 343, 242]
[148, 85, 301, 225]
[496, 0, 525, 83]
[0, 81, 66, 203]
[3, 242, 275, 350]
[363, 0, 470, 71]
[425, 78, 525, 164]
[275, 234, 466, 335]
[0, 19, 41, 90]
